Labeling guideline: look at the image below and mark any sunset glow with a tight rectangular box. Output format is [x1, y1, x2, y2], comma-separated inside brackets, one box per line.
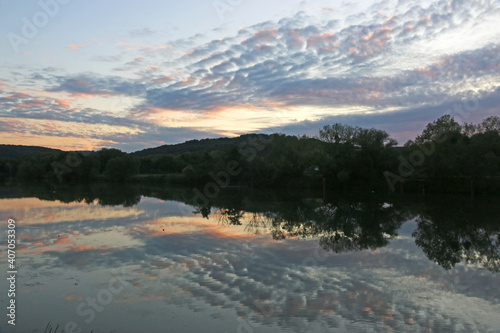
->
[1, 0, 499, 151]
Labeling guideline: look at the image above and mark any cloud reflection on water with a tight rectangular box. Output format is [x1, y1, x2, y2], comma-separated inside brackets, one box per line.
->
[0, 186, 499, 332]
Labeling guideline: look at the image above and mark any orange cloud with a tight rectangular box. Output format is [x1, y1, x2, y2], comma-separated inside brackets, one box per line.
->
[67, 244, 113, 252]
[0, 133, 117, 150]
[0, 198, 142, 225]
[67, 92, 115, 98]
[130, 214, 267, 241]
[53, 235, 70, 246]
[67, 44, 88, 51]
[1, 92, 29, 101]
[0, 115, 142, 150]
[0, 131, 113, 151]
[15, 97, 47, 109]
[54, 98, 71, 108]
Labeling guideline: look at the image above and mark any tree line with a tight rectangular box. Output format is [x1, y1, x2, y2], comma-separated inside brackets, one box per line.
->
[1, 115, 499, 193]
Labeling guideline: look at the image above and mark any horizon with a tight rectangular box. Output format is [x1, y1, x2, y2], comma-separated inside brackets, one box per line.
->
[0, 116, 481, 154]
[1, 0, 499, 152]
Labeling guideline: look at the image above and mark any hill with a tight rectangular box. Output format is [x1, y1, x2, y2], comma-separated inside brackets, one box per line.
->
[132, 134, 273, 157]
[0, 145, 63, 159]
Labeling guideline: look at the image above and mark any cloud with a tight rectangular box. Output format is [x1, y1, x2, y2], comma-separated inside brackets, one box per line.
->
[2, 0, 499, 151]
[66, 44, 88, 51]
[124, 0, 499, 118]
[263, 87, 500, 144]
[47, 73, 147, 97]
[0, 87, 224, 151]
[113, 56, 145, 71]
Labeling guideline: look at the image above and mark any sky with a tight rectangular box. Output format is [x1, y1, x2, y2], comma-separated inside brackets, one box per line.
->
[0, 0, 499, 152]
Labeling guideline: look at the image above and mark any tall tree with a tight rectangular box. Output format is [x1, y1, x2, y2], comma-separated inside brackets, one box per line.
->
[414, 114, 461, 144]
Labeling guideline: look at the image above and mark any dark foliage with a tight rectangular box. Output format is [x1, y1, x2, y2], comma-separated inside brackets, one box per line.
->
[132, 134, 274, 157]
[0, 144, 62, 159]
[3, 115, 500, 192]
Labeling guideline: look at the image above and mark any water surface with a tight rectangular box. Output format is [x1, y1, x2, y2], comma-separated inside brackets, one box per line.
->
[0, 184, 499, 333]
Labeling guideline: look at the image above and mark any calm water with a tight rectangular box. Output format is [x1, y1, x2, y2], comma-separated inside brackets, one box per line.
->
[0, 184, 499, 333]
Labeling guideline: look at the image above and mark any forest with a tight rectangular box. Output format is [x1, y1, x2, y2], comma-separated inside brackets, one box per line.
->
[1, 114, 500, 194]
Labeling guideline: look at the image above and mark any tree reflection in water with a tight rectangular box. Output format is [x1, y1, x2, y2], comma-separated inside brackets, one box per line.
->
[264, 200, 408, 253]
[193, 191, 500, 273]
[6, 183, 500, 272]
[412, 199, 500, 272]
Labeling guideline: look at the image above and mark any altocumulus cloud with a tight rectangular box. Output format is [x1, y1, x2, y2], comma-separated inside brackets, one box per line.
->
[1, 0, 499, 150]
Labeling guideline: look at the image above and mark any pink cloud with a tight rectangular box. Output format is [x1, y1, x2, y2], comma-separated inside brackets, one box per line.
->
[253, 29, 279, 42]
[242, 29, 279, 46]
[152, 75, 174, 84]
[307, 32, 336, 47]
